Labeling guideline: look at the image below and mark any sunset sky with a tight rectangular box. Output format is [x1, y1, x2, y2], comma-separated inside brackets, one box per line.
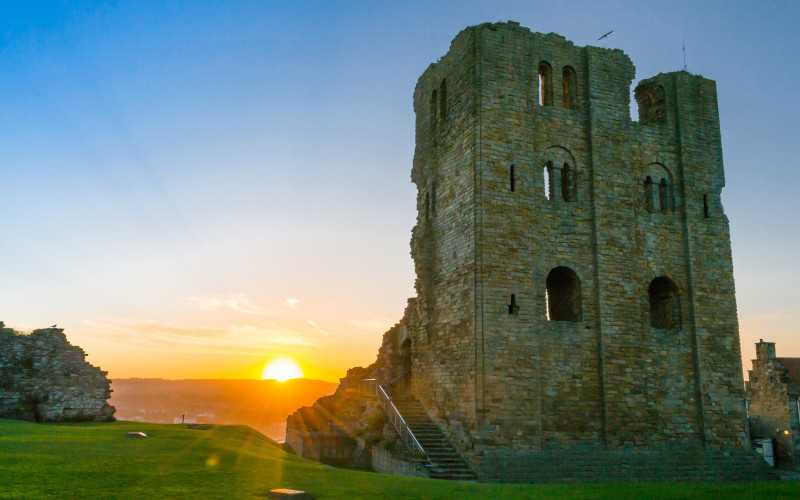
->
[1, 1, 798, 382]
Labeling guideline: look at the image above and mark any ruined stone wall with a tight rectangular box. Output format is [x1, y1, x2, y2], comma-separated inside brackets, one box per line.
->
[746, 341, 800, 470]
[408, 21, 758, 481]
[0, 327, 115, 422]
[410, 27, 478, 451]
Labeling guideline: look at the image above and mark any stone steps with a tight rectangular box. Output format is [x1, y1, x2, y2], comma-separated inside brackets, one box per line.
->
[391, 394, 477, 482]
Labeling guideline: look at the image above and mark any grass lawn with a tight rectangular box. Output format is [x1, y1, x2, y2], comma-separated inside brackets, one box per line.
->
[0, 419, 797, 499]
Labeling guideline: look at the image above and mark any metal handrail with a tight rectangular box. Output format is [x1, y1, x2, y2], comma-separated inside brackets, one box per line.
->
[375, 384, 432, 466]
[388, 370, 410, 387]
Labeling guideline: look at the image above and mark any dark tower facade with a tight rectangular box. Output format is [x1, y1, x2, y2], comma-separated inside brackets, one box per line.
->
[403, 21, 770, 482]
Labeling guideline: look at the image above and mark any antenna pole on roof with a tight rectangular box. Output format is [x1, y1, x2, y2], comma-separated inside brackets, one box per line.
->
[682, 38, 687, 71]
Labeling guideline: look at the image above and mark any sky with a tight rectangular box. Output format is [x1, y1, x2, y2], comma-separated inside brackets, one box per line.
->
[1, 1, 798, 382]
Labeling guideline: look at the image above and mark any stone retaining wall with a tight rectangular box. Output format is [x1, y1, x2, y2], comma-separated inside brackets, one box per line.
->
[371, 445, 430, 478]
[478, 447, 777, 483]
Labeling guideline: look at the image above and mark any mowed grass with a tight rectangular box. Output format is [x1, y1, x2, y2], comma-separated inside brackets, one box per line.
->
[0, 419, 798, 499]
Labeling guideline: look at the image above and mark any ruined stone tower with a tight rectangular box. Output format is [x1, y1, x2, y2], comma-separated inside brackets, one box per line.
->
[401, 21, 769, 481]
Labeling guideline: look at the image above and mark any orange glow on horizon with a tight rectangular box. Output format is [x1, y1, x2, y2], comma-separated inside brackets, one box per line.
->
[261, 356, 303, 382]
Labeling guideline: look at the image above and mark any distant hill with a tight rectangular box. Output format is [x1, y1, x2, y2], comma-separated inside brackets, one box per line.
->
[109, 378, 337, 441]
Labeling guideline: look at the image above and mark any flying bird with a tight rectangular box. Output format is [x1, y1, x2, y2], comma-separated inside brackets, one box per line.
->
[598, 30, 614, 41]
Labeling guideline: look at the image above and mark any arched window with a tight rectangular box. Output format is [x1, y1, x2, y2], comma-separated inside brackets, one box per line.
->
[538, 62, 553, 106]
[546, 267, 582, 321]
[658, 178, 669, 213]
[643, 164, 673, 214]
[439, 79, 447, 120]
[648, 277, 681, 329]
[561, 163, 571, 201]
[562, 66, 577, 109]
[544, 162, 553, 199]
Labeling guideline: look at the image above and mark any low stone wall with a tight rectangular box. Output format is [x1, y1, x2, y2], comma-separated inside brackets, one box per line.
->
[371, 445, 429, 478]
[0, 327, 115, 422]
[477, 446, 778, 483]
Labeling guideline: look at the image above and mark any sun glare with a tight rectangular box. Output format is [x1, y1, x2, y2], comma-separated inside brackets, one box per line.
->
[261, 357, 303, 382]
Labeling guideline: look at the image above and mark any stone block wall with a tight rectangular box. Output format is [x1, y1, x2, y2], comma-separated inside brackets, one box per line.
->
[407, 21, 758, 481]
[371, 445, 429, 478]
[0, 327, 115, 422]
[478, 446, 775, 483]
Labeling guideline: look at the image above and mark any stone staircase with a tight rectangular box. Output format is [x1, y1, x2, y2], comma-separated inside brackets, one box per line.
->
[391, 394, 477, 481]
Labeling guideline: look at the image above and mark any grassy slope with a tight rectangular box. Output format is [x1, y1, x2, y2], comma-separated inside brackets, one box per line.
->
[0, 420, 797, 499]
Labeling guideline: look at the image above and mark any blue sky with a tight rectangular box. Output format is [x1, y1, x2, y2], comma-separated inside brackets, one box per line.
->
[1, 1, 798, 379]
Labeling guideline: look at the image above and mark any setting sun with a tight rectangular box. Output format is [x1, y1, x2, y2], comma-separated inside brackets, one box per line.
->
[261, 357, 303, 382]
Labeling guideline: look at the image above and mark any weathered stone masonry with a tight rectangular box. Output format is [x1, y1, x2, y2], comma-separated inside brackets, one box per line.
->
[0, 327, 115, 422]
[287, 21, 775, 482]
[406, 21, 769, 482]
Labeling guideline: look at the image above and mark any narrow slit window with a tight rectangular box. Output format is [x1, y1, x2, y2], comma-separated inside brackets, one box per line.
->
[561, 164, 571, 201]
[439, 79, 447, 120]
[538, 62, 553, 106]
[703, 194, 710, 218]
[544, 162, 553, 200]
[430, 89, 438, 128]
[425, 192, 430, 219]
[508, 294, 519, 315]
[538, 73, 544, 106]
[562, 66, 577, 109]
[432, 184, 437, 214]
[659, 178, 669, 213]
[510, 164, 515, 192]
[544, 290, 550, 321]
[644, 176, 653, 212]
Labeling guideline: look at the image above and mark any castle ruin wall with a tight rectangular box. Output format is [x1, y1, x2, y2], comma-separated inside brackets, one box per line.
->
[0, 327, 115, 422]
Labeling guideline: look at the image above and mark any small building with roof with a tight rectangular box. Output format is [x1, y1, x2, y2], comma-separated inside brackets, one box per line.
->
[746, 339, 800, 470]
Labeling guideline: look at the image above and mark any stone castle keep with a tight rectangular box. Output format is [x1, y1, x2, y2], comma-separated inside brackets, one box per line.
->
[287, 22, 773, 482]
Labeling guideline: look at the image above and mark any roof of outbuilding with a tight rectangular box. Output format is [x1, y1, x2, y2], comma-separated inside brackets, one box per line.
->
[778, 358, 800, 392]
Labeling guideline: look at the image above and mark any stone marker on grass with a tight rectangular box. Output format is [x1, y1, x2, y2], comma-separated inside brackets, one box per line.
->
[267, 489, 312, 499]
[126, 432, 148, 438]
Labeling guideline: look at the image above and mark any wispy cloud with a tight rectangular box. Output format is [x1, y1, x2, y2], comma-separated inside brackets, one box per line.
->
[349, 318, 396, 333]
[740, 311, 794, 325]
[185, 294, 274, 316]
[306, 319, 329, 336]
[286, 298, 299, 310]
[80, 318, 315, 355]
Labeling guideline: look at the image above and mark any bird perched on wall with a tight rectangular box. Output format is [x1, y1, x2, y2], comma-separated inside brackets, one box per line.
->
[51, 324, 57, 328]
[598, 30, 613, 41]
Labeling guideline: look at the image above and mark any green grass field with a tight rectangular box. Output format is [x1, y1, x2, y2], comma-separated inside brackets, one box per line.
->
[0, 419, 798, 499]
